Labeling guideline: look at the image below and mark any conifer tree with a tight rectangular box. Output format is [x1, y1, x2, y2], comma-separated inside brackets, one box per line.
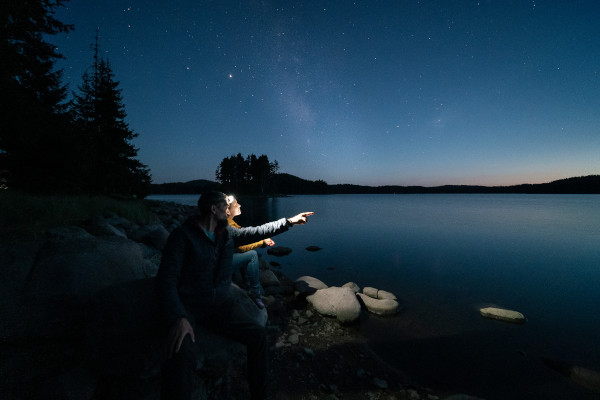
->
[70, 35, 151, 197]
[0, 0, 75, 192]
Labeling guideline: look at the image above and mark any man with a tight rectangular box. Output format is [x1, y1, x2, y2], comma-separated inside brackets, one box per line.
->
[156, 190, 313, 399]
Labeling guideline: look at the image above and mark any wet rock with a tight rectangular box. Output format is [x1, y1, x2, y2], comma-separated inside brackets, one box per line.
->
[306, 246, 322, 252]
[267, 246, 292, 257]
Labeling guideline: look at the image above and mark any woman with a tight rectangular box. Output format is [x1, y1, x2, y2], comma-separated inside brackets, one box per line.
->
[227, 195, 275, 308]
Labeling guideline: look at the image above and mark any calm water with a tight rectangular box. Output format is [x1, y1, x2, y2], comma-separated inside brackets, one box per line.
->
[149, 194, 600, 399]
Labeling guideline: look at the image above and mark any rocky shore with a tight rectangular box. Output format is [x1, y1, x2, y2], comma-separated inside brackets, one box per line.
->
[0, 201, 481, 400]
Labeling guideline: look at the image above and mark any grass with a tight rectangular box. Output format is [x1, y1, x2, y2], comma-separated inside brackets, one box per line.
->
[0, 191, 156, 240]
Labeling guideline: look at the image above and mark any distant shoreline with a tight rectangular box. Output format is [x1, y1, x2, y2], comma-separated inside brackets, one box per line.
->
[150, 174, 600, 195]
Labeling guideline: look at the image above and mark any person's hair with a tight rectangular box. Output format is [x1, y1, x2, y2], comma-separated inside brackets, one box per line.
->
[226, 195, 236, 205]
[197, 190, 226, 215]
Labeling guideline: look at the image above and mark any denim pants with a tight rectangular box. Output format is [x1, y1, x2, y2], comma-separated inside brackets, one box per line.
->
[232, 250, 263, 297]
[160, 289, 267, 400]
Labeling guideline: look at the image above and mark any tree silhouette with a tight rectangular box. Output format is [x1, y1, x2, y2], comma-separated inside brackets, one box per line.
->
[215, 153, 279, 194]
[0, 0, 75, 192]
[69, 34, 151, 197]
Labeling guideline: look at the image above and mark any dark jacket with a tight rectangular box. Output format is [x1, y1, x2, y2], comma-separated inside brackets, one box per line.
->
[155, 215, 290, 325]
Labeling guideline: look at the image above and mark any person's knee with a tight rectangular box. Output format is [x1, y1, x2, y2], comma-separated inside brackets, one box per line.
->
[249, 249, 258, 262]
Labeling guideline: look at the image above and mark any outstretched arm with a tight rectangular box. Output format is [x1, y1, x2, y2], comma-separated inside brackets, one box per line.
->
[231, 212, 315, 246]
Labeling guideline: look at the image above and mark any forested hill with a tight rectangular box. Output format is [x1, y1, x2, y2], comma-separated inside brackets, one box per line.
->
[150, 175, 600, 195]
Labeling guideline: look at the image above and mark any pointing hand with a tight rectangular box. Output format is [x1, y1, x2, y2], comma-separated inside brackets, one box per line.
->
[288, 212, 314, 225]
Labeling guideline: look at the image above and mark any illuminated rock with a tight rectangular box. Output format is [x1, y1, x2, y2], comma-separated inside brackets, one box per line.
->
[356, 288, 401, 316]
[479, 307, 525, 324]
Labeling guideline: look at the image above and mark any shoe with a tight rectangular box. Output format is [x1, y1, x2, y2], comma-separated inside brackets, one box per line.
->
[253, 297, 265, 309]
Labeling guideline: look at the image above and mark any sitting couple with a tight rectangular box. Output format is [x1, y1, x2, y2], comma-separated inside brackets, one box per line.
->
[227, 195, 273, 309]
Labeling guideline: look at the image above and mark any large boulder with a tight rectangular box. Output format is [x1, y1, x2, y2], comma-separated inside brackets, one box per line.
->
[2, 228, 158, 341]
[306, 286, 361, 324]
[84, 215, 127, 238]
[25, 233, 156, 299]
[342, 282, 360, 293]
[141, 224, 170, 251]
[294, 276, 328, 297]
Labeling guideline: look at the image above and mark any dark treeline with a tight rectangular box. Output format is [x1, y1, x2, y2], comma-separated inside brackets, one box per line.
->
[215, 153, 279, 195]
[0, 0, 150, 196]
[151, 174, 600, 195]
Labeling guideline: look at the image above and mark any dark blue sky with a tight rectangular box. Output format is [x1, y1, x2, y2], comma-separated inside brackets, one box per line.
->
[51, 1, 600, 186]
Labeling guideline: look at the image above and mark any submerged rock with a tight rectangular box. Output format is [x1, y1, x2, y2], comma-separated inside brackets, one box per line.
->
[479, 307, 525, 324]
[267, 246, 292, 257]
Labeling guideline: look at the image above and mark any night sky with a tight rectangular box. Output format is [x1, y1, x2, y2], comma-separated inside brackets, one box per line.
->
[50, 1, 600, 186]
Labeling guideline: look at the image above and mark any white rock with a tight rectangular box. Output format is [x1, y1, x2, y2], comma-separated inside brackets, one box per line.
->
[342, 282, 360, 293]
[363, 286, 379, 298]
[362, 286, 397, 300]
[479, 307, 525, 324]
[307, 286, 361, 323]
[356, 292, 401, 316]
[294, 276, 328, 296]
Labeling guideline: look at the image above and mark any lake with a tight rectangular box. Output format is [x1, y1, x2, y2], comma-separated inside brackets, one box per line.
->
[148, 193, 600, 399]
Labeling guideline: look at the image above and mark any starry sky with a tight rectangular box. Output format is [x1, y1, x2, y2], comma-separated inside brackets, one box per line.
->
[50, 0, 600, 186]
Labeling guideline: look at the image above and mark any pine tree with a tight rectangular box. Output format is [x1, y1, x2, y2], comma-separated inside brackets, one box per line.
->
[0, 0, 75, 192]
[70, 36, 151, 197]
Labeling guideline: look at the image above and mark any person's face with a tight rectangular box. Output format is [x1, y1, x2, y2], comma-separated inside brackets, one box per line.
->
[213, 199, 230, 221]
[229, 199, 241, 218]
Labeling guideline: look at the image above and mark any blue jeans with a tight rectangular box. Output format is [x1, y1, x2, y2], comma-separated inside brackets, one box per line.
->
[232, 250, 263, 297]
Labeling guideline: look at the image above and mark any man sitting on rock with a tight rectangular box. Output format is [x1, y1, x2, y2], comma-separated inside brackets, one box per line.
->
[156, 190, 313, 400]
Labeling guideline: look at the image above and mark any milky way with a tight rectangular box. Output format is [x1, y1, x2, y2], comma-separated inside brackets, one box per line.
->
[51, 1, 600, 186]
